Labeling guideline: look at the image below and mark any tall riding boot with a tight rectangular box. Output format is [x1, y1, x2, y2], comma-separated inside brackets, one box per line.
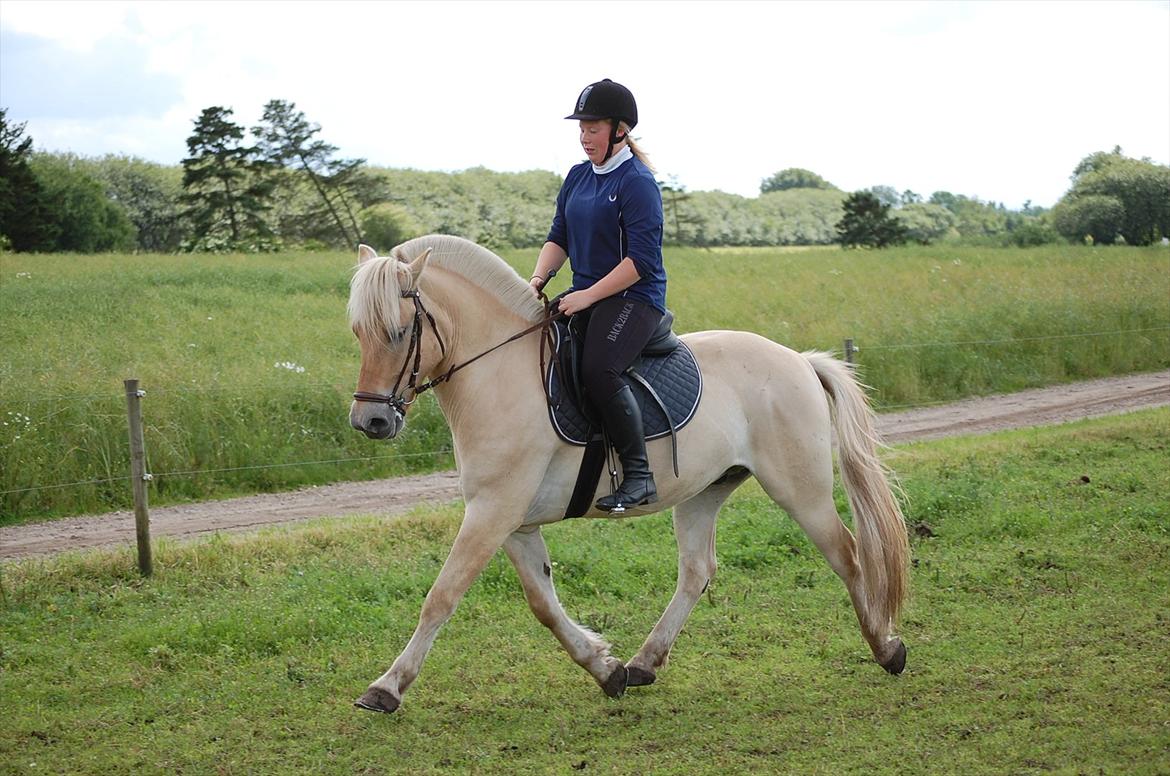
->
[595, 385, 658, 513]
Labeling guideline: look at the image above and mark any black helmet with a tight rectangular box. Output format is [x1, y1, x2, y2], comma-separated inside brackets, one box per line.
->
[565, 78, 638, 129]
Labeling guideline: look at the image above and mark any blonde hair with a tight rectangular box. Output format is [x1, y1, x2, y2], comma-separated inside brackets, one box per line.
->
[616, 120, 655, 173]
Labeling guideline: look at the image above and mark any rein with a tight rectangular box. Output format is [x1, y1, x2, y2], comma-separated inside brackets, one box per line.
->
[353, 288, 563, 414]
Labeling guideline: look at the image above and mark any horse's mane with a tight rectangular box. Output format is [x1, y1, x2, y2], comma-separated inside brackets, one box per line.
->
[348, 234, 544, 343]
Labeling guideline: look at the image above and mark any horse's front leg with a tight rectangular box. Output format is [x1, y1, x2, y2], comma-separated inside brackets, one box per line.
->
[625, 480, 736, 686]
[355, 504, 520, 713]
[502, 526, 628, 698]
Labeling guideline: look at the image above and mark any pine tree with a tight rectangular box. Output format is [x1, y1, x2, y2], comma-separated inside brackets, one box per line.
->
[836, 191, 908, 248]
[180, 107, 274, 251]
[253, 100, 380, 247]
[0, 109, 57, 251]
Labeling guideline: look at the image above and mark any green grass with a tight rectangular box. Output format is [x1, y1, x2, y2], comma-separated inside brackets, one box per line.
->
[1, 410, 1167, 774]
[1, 244, 1167, 520]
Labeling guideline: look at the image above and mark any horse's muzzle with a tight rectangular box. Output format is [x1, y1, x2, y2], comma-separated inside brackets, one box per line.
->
[350, 402, 405, 440]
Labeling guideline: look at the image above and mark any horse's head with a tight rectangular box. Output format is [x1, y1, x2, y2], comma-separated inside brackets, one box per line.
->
[347, 243, 439, 440]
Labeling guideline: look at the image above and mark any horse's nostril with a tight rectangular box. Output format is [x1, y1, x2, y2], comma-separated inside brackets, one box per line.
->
[368, 417, 388, 432]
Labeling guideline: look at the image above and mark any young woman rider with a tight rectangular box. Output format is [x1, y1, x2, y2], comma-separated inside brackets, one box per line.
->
[529, 78, 667, 513]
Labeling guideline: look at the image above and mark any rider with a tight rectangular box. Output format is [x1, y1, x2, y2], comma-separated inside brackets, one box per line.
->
[529, 78, 667, 513]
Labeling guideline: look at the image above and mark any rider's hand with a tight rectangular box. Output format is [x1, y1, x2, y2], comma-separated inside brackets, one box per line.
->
[557, 289, 596, 316]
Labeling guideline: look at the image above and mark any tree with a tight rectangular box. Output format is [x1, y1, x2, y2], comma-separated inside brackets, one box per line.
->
[85, 154, 185, 252]
[180, 106, 274, 251]
[253, 99, 374, 247]
[28, 153, 136, 252]
[865, 185, 901, 208]
[892, 202, 956, 244]
[928, 191, 1010, 239]
[659, 175, 704, 246]
[760, 168, 836, 194]
[1053, 148, 1170, 245]
[0, 109, 56, 251]
[836, 191, 908, 248]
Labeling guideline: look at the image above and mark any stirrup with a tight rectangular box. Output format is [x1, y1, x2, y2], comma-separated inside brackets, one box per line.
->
[595, 477, 657, 513]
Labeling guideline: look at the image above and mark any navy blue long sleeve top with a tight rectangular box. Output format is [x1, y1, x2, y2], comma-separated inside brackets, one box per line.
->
[546, 155, 666, 313]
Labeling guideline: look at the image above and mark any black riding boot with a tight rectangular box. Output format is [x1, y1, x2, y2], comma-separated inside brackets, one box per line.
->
[595, 385, 658, 513]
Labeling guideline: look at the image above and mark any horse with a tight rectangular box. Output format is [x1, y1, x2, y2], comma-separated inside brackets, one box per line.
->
[346, 234, 910, 713]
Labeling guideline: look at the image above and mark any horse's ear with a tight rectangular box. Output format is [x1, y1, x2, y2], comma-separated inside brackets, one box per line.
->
[407, 247, 433, 286]
[357, 244, 378, 264]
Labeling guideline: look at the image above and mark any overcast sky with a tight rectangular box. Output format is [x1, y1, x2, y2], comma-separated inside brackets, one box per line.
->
[2, 0, 1167, 208]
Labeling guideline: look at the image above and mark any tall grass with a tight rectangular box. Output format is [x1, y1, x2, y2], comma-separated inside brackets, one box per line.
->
[1, 244, 1167, 520]
[1, 411, 1167, 774]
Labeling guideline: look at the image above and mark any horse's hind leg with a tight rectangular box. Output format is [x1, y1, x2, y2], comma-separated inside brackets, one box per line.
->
[756, 469, 903, 670]
[626, 476, 744, 686]
[502, 526, 629, 698]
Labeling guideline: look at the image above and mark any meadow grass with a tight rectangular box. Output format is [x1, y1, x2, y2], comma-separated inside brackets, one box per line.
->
[1, 410, 1167, 774]
[1, 244, 1167, 520]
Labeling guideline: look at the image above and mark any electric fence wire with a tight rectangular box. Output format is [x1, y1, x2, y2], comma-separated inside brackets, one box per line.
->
[4, 324, 1168, 497]
[0, 449, 453, 496]
[11, 325, 1168, 405]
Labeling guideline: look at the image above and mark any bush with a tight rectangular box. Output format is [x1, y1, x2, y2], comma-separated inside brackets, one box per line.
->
[1052, 194, 1126, 245]
[1005, 219, 1062, 247]
[359, 202, 424, 250]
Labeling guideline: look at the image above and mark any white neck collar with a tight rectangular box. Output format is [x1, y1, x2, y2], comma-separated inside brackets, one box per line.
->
[591, 145, 633, 174]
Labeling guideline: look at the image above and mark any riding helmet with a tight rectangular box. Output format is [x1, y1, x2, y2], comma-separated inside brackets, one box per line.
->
[565, 79, 638, 129]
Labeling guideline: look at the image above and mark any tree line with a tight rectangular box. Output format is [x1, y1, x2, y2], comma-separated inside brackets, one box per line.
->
[2, 105, 1167, 253]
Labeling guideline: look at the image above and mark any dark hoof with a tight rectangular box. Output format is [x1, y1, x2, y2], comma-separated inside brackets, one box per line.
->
[354, 686, 401, 713]
[626, 665, 657, 687]
[601, 664, 628, 698]
[880, 640, 907, 675]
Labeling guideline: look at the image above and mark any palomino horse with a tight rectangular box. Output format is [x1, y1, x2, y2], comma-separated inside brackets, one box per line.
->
[347, 235, 909, 713]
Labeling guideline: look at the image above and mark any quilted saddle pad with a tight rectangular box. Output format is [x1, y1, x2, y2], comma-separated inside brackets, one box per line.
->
[545, 322, 703, 446]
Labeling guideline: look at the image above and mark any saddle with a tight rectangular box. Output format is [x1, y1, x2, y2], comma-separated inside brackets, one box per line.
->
[544, 308, 703, 518]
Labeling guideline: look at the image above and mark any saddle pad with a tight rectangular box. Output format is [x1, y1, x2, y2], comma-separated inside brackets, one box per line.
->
[546, 333, 703, 446]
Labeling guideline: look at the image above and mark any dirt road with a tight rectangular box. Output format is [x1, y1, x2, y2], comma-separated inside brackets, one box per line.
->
[3, 370, 1167, 560]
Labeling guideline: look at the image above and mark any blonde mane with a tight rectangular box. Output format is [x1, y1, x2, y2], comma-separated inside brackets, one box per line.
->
[348, 234, 544, 344]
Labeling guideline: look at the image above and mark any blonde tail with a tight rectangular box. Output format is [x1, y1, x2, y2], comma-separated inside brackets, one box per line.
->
[804, 351, 909, 631]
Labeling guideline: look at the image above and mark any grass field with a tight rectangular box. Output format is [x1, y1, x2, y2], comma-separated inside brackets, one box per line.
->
[1, 410, 1167, 774]
[1, 243, 1167, 520]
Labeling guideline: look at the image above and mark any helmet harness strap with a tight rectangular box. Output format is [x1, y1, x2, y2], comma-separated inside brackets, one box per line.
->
[604, 122, 626, 162]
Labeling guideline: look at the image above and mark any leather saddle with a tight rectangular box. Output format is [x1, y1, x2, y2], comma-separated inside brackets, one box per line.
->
[543, 308, 703, 518]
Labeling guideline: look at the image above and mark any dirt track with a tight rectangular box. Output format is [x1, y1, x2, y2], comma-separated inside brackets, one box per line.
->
[2, 370, 1167, 561]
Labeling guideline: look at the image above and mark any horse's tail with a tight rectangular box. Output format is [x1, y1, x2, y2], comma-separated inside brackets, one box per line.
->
[804, 351, 909, 631]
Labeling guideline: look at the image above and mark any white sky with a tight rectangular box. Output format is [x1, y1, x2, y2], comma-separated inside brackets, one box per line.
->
[2, 0, 1168, 208]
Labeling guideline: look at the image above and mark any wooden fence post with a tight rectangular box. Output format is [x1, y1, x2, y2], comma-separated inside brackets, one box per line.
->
[844, 338, 856, 365]
[124, 379, 153, 577]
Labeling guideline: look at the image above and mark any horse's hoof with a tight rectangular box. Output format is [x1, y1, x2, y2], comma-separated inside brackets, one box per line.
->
[354, 686, 401, 714]
[626, 665, 657, 687]
[601, 664, 628, 698]
[880, 640, 907, 675]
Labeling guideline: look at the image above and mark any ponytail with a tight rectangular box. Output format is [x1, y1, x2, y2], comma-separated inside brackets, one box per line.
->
[617, 120, 655, 173]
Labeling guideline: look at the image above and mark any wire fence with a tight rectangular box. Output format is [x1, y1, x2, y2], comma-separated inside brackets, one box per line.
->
[858, 326, 1170, 352]
[0, 450, 453, 497]
[3, 324, 1167, 500]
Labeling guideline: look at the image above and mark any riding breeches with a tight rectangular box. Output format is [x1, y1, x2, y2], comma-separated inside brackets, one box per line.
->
[578, 296, 663, 405]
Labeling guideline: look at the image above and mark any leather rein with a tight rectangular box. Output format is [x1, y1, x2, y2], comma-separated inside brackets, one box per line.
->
[352, 288, 563, 415]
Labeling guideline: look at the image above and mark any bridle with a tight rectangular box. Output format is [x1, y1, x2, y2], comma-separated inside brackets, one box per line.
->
[352, 287, 563, 416]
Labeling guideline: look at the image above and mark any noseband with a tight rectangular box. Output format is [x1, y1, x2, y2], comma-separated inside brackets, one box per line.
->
[352, 290, 446, 416]
[353, 288, 562, 415]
